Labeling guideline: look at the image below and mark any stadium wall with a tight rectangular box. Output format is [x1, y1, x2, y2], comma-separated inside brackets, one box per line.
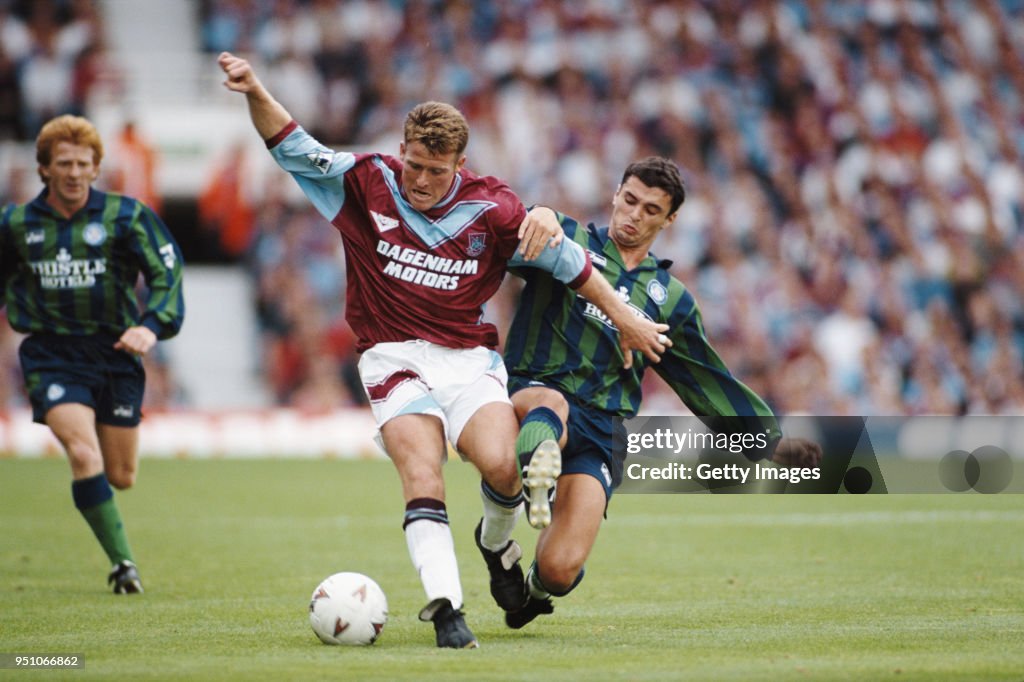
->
[0, 408, 382, 460]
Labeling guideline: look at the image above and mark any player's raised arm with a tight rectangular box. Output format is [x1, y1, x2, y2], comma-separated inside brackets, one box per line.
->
[218, 51, 292, 140]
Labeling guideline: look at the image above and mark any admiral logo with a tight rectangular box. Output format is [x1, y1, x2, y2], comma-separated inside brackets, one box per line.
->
[305, 150, 333, 174]
[113, 405, 134, 418]
[467, 232, 487, 257]
[371, 210, 400, 233]
[25, 230, 44, 245]
[588, 251, 607, 269]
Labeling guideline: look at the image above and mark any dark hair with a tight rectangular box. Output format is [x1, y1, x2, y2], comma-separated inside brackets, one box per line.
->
[621, 157, 686, 215]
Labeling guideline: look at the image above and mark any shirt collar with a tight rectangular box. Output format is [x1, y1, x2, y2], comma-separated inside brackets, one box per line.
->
[589, 224, 671, 271]
[31, 187, 106, 219]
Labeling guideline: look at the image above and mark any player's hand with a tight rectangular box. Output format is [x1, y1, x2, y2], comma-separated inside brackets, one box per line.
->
[517, 206, 564, 260]
[772, 438, 822, 467]
[114, 326, 157, 357]
[616, 314, 671, 370]
[218, 51, 259, 93]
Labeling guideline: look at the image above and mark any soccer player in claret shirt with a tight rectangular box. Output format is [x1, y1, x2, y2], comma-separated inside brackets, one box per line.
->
[503, 157, 821, 628]
[217, 52, 668, 648]
[0, 115, 185, 594]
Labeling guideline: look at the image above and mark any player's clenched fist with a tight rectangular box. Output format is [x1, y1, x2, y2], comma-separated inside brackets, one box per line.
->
[218, 52, 258, 93]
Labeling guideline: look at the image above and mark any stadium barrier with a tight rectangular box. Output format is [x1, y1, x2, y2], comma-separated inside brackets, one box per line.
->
[0, 408, 383, 459]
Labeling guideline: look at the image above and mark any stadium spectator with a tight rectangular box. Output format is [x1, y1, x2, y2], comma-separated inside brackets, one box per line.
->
[103, 120, 162, 214]
[0, 0, 106, 140]
[198, 139, 256, 260]
[0, 114, 184, 594]
[217, 50, 667, 649]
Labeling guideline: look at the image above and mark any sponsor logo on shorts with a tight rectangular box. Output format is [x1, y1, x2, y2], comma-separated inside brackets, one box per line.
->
[601, 463, 612, 487]
[113, 405, 134, 418]
[46, 383, 66, 402]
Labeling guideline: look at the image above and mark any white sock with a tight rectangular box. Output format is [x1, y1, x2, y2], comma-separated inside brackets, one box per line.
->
[479, 482, 523, 551]
[405, 519, 463, 610]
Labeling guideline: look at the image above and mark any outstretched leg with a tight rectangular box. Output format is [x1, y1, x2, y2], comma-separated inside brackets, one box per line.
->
[507, 473, 606, 629]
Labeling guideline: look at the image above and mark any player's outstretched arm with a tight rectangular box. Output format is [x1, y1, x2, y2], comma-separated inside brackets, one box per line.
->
[575, 273, 670, 370]
[218, 51, 293, 140]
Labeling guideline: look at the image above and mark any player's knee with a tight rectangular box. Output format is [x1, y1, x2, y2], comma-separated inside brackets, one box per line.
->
[537, 549, 586, 594]
[542, 393, 569, 422]
[107, 467, 136, 490]
[485, 461, 522, 497]
[64, 440, 102, 471]
[398, 463, 445, 500]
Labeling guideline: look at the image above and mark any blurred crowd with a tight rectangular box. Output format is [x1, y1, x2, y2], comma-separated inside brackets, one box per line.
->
[0, 0, 111, 141]
[201, 0, 1024, 416]
[3, 0, 1024, 418]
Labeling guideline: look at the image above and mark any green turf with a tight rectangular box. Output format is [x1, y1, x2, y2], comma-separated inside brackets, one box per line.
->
[1, 458, 1022, 681]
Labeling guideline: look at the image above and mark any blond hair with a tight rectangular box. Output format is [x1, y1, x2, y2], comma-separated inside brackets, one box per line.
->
[36, 115, 104, 182]
[403, 102, 469, 157]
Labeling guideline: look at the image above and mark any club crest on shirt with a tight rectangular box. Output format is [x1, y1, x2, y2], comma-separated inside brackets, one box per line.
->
[647, 279, 668, 305]
[466, 232, 487, 257]
[46, 383, 66, 402]
[83, 222, 106, 246]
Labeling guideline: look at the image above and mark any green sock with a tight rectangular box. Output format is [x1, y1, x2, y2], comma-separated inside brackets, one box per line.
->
[516, 407, 565, 471]
[81, 500, 133, 564]
[72, 474, 134, 565]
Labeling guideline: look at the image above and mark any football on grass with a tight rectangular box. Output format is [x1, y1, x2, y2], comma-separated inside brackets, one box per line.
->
[309, 572, 388, 645]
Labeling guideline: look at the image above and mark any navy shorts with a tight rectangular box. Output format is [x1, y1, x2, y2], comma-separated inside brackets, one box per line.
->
[19, 334, 146, 427]
[509, 376, 626, 502]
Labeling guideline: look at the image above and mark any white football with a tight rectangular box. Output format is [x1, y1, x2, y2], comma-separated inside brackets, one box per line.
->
[309, 572, 388, 645]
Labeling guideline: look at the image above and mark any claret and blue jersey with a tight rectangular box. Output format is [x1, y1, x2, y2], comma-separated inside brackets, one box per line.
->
[266, 122, 592, 353]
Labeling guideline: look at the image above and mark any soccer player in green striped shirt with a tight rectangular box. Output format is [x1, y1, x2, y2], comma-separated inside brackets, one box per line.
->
[499, 157, 820, 627]
[0, 115, 185, 593]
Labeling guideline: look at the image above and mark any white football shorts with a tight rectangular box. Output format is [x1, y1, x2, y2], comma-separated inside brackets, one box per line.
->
[357, 340, 511, 456]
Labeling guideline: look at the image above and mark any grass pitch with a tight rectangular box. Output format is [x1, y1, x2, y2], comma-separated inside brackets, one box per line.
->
[1, 458, 1022, 681]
